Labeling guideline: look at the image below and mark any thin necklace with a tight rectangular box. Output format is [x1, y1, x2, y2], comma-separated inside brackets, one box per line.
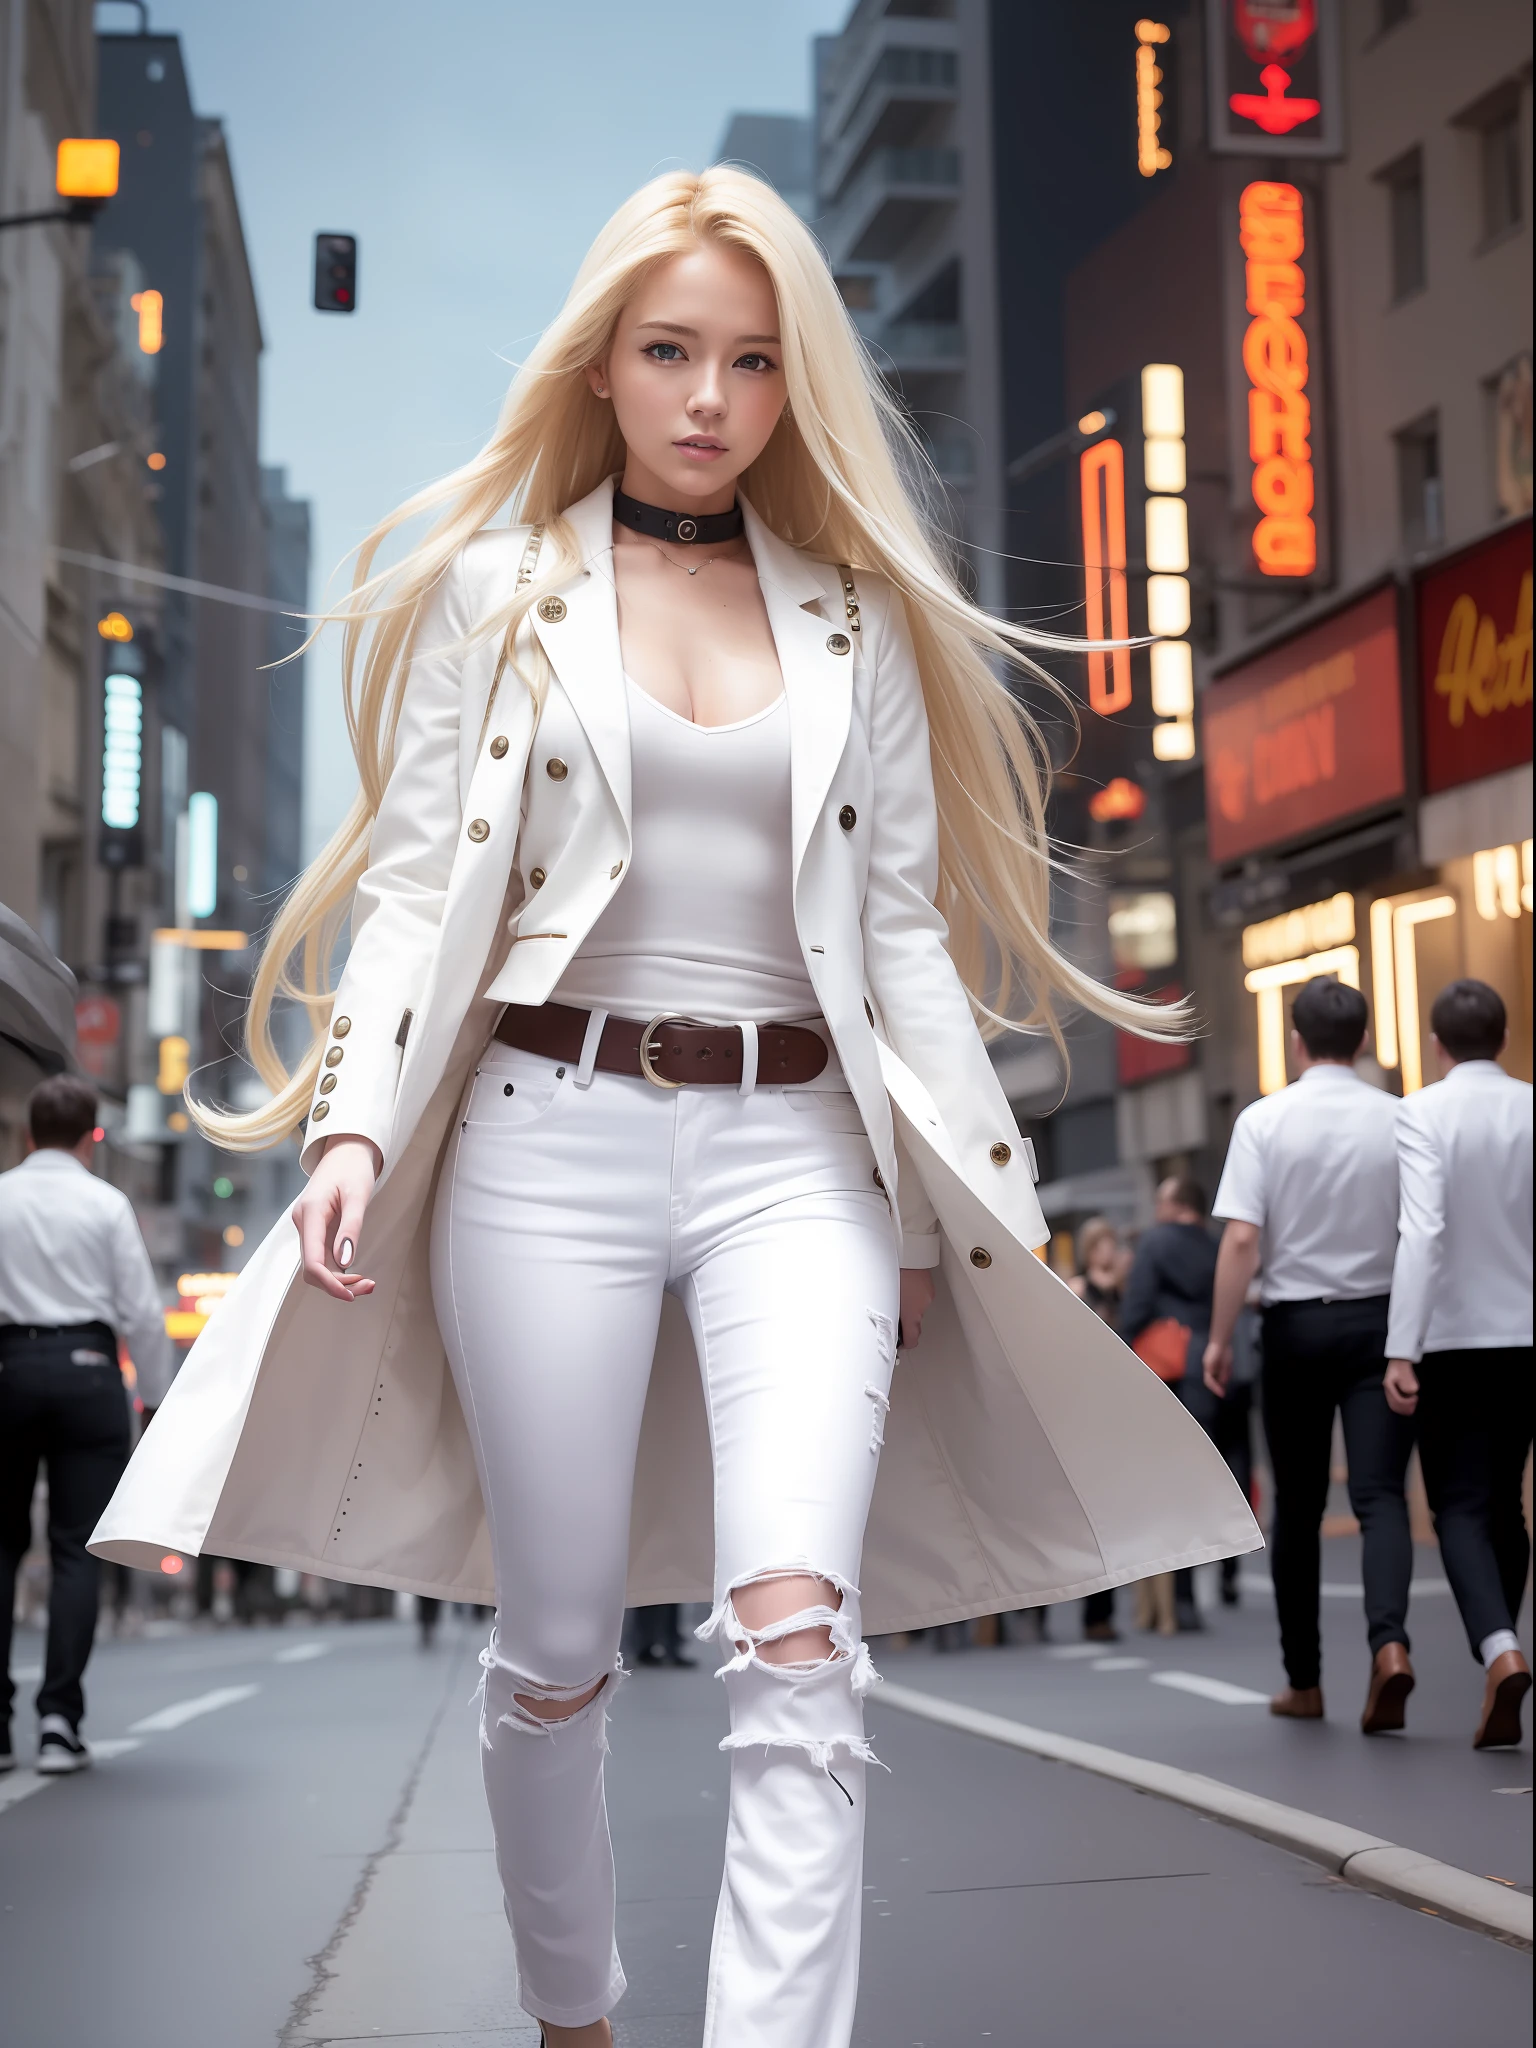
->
[638, 537, 737, 579]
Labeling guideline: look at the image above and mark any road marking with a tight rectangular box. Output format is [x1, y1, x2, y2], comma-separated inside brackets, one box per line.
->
[12, 1663, 41, 1682]
[0, 1770, 53, 1816]
[88, 1739, 143, 1760]
[1046, 1644, 1108, 1660]
[274, 1642, 330, 1664]
[1092, 1656, 1150, 1671]
[129, 1684, 259, 1734]
[876, 1681, 1532, 1949]
[1238, 1573, 1450, 1599]
[1151, 1671, 1269, 1706]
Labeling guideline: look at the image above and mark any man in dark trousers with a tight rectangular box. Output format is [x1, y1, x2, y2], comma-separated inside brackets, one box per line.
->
[1120, 1176, 1229, 1631]
[1204, 976, 1412, 1733]
[0, 1076, 170, 1775]
[1384, 980, 1533, 1749]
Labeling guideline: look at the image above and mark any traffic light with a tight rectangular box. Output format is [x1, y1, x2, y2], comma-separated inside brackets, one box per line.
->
[313, 233, 357, 312]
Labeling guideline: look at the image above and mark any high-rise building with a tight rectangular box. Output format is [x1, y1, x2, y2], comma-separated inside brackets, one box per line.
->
[715, 113, 816, 221]
[260, 466, 309, 905]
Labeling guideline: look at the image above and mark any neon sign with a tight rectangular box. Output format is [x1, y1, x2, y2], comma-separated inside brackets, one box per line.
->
[1207, 0, 1341, 159]
[1135, 20, 1173, 178]
[1240, 180, 1317, 578]
[1080, 438, 1132, 714]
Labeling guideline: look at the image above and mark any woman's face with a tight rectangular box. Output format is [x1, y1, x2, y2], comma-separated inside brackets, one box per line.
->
[590, 241, 788, 512]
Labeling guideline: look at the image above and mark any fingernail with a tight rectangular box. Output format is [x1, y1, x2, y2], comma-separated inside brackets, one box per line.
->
[339, 1238, 354, 1267]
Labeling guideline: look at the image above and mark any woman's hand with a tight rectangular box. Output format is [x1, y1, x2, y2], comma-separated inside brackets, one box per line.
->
[292, 1136, 382, 1301]
[899, 1266, 936, 1349]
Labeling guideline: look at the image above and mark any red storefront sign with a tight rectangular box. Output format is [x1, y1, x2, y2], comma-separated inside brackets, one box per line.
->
[1203, 584, 1404, 863]
[74, 995, 120, 1080]
[1416, 518, 1533, 795]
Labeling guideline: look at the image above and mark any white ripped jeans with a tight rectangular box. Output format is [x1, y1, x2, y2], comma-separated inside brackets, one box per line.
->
[430, 1031, 900, 2042]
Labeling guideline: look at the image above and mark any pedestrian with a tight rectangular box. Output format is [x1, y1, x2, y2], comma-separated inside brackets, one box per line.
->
[1071, 1218, 1126, 1640]
[96, 170, 1256, 2048]
[1120, 1177, 1228, 1631]
[1383, 980, 1533, 1749]
[0, 1075, 171, 1776]
[1204, 975, 1414, 1732]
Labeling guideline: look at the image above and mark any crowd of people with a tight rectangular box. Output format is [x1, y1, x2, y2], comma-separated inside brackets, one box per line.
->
[1065, 975, 1532, 1750]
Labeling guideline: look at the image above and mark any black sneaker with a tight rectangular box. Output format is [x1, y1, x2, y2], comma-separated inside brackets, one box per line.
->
[0, 1724, 13, 1774]
[35, 1714, 91, 1775]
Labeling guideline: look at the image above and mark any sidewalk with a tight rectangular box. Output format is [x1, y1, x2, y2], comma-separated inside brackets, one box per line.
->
[871, 1536, 1533, 1891]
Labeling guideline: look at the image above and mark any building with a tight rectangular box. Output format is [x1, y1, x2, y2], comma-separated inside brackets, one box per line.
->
[1046, 0, 1531, 1256]
[0, 0, 167, 1165]
[715, 112, 816, 221]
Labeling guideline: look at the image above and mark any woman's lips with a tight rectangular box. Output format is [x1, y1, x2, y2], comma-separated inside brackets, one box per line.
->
[675, 439, 726, 461]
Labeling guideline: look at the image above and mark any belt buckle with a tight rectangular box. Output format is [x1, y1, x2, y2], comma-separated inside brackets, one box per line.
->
[638, 1014, 688, 1090]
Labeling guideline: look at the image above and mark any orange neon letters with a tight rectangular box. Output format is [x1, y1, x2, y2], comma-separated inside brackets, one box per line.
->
[1080, 438, 1133, 714]
[1240, 181, 1317, 578]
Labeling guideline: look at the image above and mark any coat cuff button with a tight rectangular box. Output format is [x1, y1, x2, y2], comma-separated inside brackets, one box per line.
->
[311, 1102, 330, 1122]
[332, 1016, 351, 1038]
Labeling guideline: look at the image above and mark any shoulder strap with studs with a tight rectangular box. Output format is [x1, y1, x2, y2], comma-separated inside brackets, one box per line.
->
[479, 524, 545, 751]
[836, 565, 860, 634]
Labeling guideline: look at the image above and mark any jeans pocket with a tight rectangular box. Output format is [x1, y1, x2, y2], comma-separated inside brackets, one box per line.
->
[783, 1090, 870, 1138]
[462, 1046, 569, 1133]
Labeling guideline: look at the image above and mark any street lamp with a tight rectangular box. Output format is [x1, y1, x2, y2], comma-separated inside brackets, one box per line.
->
[0, 138, 121, 232]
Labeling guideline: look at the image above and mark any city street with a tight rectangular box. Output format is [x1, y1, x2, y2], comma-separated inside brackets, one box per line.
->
[2, 1539, 1528, 2047]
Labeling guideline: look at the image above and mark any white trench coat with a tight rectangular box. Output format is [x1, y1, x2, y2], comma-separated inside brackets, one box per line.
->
[92, 480, 1259, 1631]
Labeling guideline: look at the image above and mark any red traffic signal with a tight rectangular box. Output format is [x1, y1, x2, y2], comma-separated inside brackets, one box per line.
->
[313, 232, 357, 313]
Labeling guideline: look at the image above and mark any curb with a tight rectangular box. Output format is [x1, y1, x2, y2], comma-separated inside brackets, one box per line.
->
[876, 1681, 1532, 1951]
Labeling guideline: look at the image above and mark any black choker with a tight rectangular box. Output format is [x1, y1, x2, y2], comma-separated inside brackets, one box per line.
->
[613, 487, 744, 546]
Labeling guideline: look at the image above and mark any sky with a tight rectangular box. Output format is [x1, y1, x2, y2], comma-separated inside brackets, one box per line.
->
[114, 0, 848, 859]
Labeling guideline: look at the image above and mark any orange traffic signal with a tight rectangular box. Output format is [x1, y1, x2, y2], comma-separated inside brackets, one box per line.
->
[56, 138, 120, 201]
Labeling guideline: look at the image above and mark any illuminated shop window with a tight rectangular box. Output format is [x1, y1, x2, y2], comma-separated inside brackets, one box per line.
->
[1472, 840, 1534, 921]
[1242, 894, 1358, 1095]
[1141, 362, 1194, 759]
[1368, 889, 1458, 1092]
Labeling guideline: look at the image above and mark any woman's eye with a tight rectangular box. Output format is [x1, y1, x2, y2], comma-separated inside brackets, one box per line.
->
[643, 342, 685, 363]
[735, 353, 777, 373]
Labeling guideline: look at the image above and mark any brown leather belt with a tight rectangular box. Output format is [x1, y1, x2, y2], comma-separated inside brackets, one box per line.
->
[494, 1002, 829, 1089]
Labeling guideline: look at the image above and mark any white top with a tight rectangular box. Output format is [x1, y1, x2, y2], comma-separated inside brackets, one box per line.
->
[0, 1148, 173, 1404]
[1386, 1060, 1533, 1360]
[554, 677, 818, 1025]
[1213, 1064, 1401, 1304]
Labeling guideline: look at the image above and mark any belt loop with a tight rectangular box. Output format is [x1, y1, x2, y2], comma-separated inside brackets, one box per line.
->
[575, 1008, 608, 1089]
[737, 1020, 759, 1099]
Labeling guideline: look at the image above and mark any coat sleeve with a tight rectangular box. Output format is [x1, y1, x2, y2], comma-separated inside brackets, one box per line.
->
[1386, 1097, 1443, 1363]
[300, 553, 473, 1172]
[858, 581, 1043, 1252]
[110, 1196, 174, 1408]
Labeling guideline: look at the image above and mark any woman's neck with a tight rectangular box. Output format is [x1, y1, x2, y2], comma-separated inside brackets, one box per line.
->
[617, 459, 738, 520]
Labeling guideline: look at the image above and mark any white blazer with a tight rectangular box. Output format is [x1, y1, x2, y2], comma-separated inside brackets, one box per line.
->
[92, 479, 1258, 1629]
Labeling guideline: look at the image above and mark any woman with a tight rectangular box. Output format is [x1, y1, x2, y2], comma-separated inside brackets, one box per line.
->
[1069, 1216, 1127, 1328]
[91, 171, 1256, 2046]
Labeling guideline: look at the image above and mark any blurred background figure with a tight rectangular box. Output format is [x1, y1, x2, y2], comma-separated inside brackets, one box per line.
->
[1120, 1177, 1220, 1633]
[624, 1605, 696, 1669]
[1071, 1217, 1127, 1640]
[0, 1075, 171, 1776]
[1385, 980, 1534, 1749]
[417, 1597, 442, 1649]
[1205, 978, 1414, 1733]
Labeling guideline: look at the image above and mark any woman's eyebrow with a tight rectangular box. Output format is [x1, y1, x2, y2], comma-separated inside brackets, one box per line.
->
[633, 320, 781, 344]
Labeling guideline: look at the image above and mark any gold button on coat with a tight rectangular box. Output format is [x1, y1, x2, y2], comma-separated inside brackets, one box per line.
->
[610, 861, 624, 879]
[872, 1168, 884, 1190]
[311, 1101, 330, 1122]
[324, 1047, 343, 1069]
[319, 1073, 337, 1095]
[546, 758, 568, 782]
[989, 1142, 1011, 1166]
[529, 866, 547, 889]
[969, 1246, 993, 1269]
[826, 632, 851, 656]
[489, 735, 509, 759]
[332, 1017, 351, 1038]
[838, 805, 857, 830]
[467, 818, 489, 842]
[537, 595, 567, 623]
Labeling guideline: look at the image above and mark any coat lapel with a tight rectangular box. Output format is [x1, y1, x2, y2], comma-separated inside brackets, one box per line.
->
[529, 478, 631, 827]
[742, 499, 853, 883]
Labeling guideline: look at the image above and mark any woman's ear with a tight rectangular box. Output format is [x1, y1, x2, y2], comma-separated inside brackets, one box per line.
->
[584, 363, 610, 400]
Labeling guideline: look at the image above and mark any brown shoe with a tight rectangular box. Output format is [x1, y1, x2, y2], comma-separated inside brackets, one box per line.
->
[1270, 1685, 1325, 1719]
[1473, 1650, 1531, 1750]
[1361, 1643, 1415, 1735]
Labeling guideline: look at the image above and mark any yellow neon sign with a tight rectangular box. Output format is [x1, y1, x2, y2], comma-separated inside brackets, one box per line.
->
[1243, 944, 1361, 1096]
[1135, 20, 1173, 178]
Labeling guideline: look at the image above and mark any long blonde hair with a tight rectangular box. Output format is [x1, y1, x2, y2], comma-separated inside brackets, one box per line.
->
[203, 167, 1175, 1152]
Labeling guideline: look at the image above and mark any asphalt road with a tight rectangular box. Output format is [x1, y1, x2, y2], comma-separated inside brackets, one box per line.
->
[3, 1568, 1531, 2047]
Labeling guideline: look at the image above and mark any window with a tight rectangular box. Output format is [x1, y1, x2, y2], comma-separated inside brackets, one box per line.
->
[1485, 352, 1533, 519]
[1479, 106, 1523, 240]
[1379, 148, 1426, 300]
[1395, 414, 1442, 554]
[835, 273, 877, 311]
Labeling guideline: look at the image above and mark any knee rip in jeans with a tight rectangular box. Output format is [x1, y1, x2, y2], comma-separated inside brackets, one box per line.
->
[695, 1564, 886, 1790]
[473, 1639, 627, 1749]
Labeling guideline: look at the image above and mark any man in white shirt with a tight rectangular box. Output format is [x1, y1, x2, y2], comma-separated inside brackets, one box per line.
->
[0, 1075, 171, 1777]
[1383, 980, 1533, 1750]
[1204, 976, 1414, 1734]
